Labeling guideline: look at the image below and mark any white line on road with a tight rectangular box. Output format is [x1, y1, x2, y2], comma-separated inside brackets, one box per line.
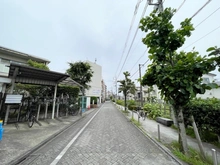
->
[50, 106, 102, 165]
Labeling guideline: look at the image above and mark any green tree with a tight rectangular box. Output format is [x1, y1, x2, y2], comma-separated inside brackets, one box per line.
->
[118, 71, 136, 111]
[207, 46, 220, 71]
[27, 59, 49, 70]
[66, 61, 93, 94]
[139, 8, 218, 154]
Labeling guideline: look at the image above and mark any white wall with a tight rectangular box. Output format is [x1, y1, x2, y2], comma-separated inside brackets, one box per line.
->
[212, 88, 220, 98]
[86, 97, 91, 109]
[85, 61, 102, 103]
[196, 73, 220, 99]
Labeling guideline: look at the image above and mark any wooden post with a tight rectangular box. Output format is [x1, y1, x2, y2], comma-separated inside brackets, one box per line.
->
[4, 68, 18, 125]
[52, 84, 57, 119]
[212, 149, 218, 165]
[191, 115, 206, 159]
[44, 102, 48, 119]
[36, 104, 41, 121]
[56, 103, 59, 118]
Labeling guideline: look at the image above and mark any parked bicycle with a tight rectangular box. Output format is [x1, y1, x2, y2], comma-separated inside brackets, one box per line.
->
[136, 107, 147, 120]
[19, 98, 37, 128]
[68, 104, 80, 116]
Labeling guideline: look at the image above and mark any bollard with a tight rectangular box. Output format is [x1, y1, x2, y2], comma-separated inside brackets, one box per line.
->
[0, 120, 4, 141]
[158, 124, 161, 141]
[212, 149, 218, 165]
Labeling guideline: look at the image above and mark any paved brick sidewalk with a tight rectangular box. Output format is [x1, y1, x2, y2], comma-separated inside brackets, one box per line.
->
[0, 109, 95, 165]
[57, 102, 180, 165]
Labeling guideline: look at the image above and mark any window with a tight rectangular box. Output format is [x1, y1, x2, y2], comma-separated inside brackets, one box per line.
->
[0, 58, 10, 76]
[137, 92, 140, 99]
[202, 78, 210, 84]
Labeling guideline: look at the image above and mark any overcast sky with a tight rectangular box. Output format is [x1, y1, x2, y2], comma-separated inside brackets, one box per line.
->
[0, 0, 219, 92]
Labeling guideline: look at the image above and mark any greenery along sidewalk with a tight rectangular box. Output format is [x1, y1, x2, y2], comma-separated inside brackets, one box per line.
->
[118, 106, 219, 165]
[116, 98, 220, 148]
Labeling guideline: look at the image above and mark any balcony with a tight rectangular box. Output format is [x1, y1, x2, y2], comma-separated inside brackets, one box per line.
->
[0, 63, 9, 77]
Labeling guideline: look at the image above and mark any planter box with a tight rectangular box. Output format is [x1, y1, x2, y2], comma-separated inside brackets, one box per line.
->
[156, 117, 173, 127]
[90, 104, 98, 108]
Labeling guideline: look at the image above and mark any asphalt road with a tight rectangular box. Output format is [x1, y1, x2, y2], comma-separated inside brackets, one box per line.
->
[17, 102, 180, 165]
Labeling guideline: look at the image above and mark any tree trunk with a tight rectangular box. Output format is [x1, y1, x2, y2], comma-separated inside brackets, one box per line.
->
[171, 106, 178, 127]
[175, 106, 188, 155]
[191, 115, 206, 160]
[218, 135, 220, 143]
[124, 95, 127, 111]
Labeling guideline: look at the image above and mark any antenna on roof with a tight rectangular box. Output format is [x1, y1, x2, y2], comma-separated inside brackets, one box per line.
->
[95, 58, 97, 63]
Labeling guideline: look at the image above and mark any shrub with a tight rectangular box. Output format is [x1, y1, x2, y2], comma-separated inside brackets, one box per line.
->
[184, 98, 220, 143]
[90, 96, 97, 104]
[143, 103, 162, 120]
[127, 100, 137, 110]
[116, 99, 124, 106]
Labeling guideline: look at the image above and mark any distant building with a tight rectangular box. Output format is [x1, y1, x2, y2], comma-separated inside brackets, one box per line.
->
[133, 85, 162, 103]
[196, 73, 220, 99]
[84, 60, 105, 107]
[141, 73, 220, 101]
[101, 80, 107, 102]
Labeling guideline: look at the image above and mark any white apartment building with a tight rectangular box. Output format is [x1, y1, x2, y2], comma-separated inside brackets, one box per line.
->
[134, 85, 162, 103]
[196, 73, 220, 99]
[84, 60, 103, 107]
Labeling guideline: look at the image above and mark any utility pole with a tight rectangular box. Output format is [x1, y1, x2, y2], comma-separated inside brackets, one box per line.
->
[148, 0, 163, 12]
[139, 64, 143, 107]
[114, 77, 118, 102]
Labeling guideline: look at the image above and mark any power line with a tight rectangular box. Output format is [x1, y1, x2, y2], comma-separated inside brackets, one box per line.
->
[195, 6, 220, 28]
[115, 0, 142, 77]
[190, 0, 211, 19]
[175, 0, 186, 14]
[183, 25, 220, 50]
[130, 49, 147, 73]
[131, 58, 150, 78]
[131, 69, 139, 78]
[117, 1, 149, 79]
